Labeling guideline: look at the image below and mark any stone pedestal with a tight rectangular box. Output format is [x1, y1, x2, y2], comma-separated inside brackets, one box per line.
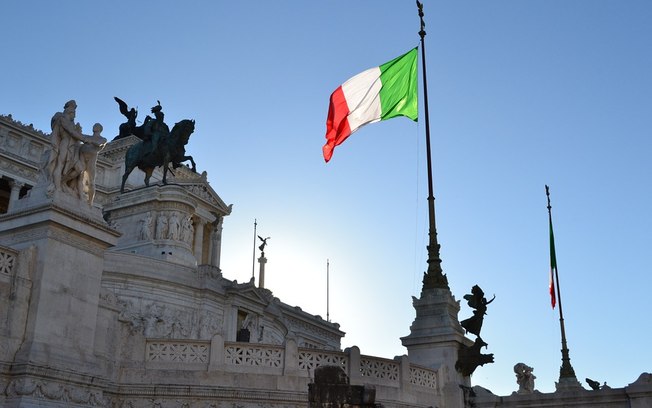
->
[103, 184, 203, 267]
[555, 376, 584, 392]
[0, 188, 119, 373]
[401, 287, 472, 408]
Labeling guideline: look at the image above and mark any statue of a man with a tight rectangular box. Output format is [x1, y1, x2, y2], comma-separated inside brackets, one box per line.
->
[141, 101, 169, 157]
[47, 100, 87, 192]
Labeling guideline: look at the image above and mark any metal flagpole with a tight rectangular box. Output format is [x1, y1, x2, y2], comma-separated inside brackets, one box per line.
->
[252, 219, 257, 279]
[545, 186, 579, 387]
[417, 0, 448, 290]
[327, 259, 330, 322]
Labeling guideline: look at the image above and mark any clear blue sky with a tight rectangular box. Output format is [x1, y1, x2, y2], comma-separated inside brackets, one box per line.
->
[3, 1, 650, 395]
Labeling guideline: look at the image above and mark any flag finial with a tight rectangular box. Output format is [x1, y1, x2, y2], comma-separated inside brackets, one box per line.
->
[416, 1, 426, 38]
[545, 184, 552, 211]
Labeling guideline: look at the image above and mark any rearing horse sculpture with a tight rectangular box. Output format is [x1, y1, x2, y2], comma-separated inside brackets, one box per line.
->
[120, 119, 196, 193]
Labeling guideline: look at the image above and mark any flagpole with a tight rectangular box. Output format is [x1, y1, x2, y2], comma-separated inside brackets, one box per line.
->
[545, 186, 579, 387]
[417, 0, 448, 290]
[252, 219, 257, 279]
[326, 259, 330, 322]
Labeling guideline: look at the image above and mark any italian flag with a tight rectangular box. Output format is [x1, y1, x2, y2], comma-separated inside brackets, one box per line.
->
[549, 212, 558, 309]
[323, 48, 418, 162]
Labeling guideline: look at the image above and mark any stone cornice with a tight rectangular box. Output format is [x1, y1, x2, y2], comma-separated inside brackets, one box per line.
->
[1, 201, 119, 238]
[0, 114, 49, 138]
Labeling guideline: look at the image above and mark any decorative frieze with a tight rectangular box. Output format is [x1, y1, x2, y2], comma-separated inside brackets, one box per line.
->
[117, 299, 222, 340]
[0, 157, 38, 181]
[5, 377, 109, 407]
[147, 211, 194, 244]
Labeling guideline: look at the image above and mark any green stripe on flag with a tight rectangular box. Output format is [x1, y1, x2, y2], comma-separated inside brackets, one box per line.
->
[379, 47, 418, 122]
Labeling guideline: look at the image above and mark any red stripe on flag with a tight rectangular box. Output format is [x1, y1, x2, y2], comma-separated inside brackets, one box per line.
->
[323, 86, 351, 162]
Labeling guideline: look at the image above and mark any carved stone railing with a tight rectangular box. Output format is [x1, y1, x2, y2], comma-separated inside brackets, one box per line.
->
[298, 349, 348, 372]
[224, 342, 284, 368]
[360, 355, 400, 382]
[0, 245, 17, 278]
[142, 337, 440, 400]
[146, 340, 210, 363]
[410, 365, 438, 388]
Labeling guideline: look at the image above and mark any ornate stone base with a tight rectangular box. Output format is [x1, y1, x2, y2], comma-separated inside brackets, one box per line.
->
[555, 376, 584, 392]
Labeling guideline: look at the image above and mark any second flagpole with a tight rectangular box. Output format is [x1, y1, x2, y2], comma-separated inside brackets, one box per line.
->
[417, 0, 448, 290]
[545, 185, 580, 389]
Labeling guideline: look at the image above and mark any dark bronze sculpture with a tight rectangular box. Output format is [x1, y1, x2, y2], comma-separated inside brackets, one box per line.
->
[120, 102, 196, 193]
[113, 97, 144, 140]
[456, 337, 494, 377]
[460, 285, 495, 336]
[456, 284, 495, 377]
[258, 236, 270, 255]
[586, 378, 601, 390]
[139, 101, 169, 157]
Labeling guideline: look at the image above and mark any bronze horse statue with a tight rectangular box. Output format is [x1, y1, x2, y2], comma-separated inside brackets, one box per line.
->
[120, 119, 196, 193]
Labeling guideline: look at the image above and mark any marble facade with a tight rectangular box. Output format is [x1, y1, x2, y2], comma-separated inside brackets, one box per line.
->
[0, 113, 443, 407]
[1, 110, 650, 408]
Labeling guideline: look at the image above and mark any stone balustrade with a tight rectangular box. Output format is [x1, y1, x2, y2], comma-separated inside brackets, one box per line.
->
[0, 245, 17, 277]
[145, 337, 440, 394]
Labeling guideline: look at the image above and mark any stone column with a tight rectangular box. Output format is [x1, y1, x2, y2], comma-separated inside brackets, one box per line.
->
[258, 254, 267, 288]
[210, 217, 223, 268]
[193, 218, 205, 262]
[346, 346, 362, 384]
[7, 180, 24, 212]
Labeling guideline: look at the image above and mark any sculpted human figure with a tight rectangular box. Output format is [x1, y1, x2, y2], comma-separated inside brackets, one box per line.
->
[139, 212, 153, 241]
[61, 123, 107, 204]
[460, 285, 495, 337]
[181, 216, 194, 244]
[514, 363, 536, 394]
[114, 96, 139, 139]
[155, 213, 168, 240]
[258, 235, 270, 254]
[167, 212, 180, 240]
[82, 123, 107, 204]
[47, 100, 87, 192]
[141, 101, 169, 157]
